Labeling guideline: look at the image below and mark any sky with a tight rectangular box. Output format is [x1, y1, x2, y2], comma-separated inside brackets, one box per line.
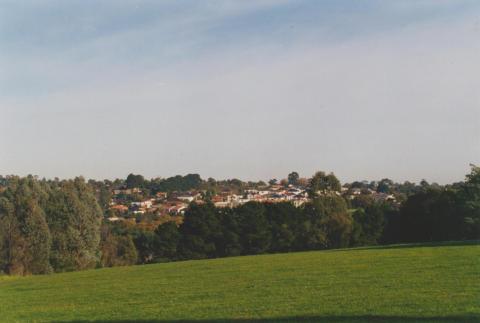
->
[1, 0, 479, 184]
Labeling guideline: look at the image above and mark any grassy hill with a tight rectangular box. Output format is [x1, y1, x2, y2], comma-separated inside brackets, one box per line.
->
[0, 242, 478, 322]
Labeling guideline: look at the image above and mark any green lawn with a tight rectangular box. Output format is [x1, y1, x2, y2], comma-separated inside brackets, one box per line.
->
[0, 242, 479, 322]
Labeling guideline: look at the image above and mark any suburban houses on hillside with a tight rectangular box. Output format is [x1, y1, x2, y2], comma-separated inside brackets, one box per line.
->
[106, 183, 397, 224]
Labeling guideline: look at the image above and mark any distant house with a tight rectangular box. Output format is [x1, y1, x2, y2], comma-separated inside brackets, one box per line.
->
[211, 194, 235, 208]
[293, 197, 309, 207]
[109, 204, 129, 213]
[131, 200, 153, 209]
[176, 195, 195, 202]
[170, 191, 201, 203]
[373, 193, 396, 203]
[113, 188, 141, 195]
[160, 201, 188, 215]
[156, 192, 168, 200]
[214, 201, 230, 208]
[351, 188, 362, 195]
[269, 185, 284, 191]
[168, 205, 187, 215]
[211, 195, 225, 203]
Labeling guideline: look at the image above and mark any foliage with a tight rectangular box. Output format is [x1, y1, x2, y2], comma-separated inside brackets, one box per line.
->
[351, 204, 385, 246]
[287, 172, 300, 185]
[178, 203, 221, 259]
[308, 171, 341, 196]
[125, 173, 145, 189]
[45, 178, 103, 272]
[265, 202, 299, 252]
[153, 222, 180, 261]
[0, 177, 102, 274]
[100, 226, 138, 267]
[150, 174, 203, 193]
[236, 202, 272, 254]
[387, 166, 480, 243]
[0, 177, 51, 275]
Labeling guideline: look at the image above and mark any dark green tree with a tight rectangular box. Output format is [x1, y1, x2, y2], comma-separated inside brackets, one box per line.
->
[100, 226, 138, 267]
[125, 173, 145, 189]
[132, 230, 156, 264]
[377, 178, 394, 193]
[351, 204, 385, 246]
[216, 208, 242, 257]
[297, 195, 352, 250]
[178, 203, 221, 259]
[457, 165, 480, 239]
[265, 202, 299, 252]
[235, 202, 272, 254]
[308, 171, 341, 197]
[295, 203, 328, 250]
[288, 172, 300, 186]
[154, 222, 180, 261]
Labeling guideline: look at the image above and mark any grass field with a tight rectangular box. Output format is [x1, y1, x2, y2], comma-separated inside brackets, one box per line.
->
[0, 242, 478, 322]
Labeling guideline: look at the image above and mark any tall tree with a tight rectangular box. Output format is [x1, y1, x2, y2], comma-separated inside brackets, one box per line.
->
[457, 165, 480, 239]
[351, 204, 385, 246]
[125, 173, 145, 189]
[45, 177, 102, 272]
[313, 195, 352, 248]
[100, 225, 138, 267]
[235, 202, 272, 255]
[296, 195, 352, 250]
[265, 202, 299, 252]
[216, 207, 242, 257]
[377, 178, 394, 193]
[308, 171, 341, 197]
[0, 177, 52, 275]
[178, 203, 221, 259]
[154, 222, 181, 261]
[288, 172, 300, 186]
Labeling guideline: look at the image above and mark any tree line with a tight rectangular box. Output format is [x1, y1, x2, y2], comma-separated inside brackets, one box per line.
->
[0, 166, 478, 275]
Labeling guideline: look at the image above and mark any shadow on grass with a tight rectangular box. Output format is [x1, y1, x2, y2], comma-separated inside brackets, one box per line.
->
[57, 315, 480, 323]
[335, 240, 479, 252]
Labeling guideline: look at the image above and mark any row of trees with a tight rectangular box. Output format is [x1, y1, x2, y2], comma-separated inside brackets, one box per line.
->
[125, 173, 205, 193]
[1, 166, 478, 274]
[384, 168, 480, 243]
[115, 166, 479, 264]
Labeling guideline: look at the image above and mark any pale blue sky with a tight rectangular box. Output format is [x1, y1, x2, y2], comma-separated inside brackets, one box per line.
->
[1, 0, 479, 183]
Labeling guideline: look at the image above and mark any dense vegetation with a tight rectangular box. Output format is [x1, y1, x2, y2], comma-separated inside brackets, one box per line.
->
[0, 166, 478, 274]
[0, 177, 102, 275]
[0, 242, 478, 322]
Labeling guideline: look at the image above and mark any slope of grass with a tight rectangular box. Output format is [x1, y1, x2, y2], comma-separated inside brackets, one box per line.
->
[0, 242, 478, 322]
